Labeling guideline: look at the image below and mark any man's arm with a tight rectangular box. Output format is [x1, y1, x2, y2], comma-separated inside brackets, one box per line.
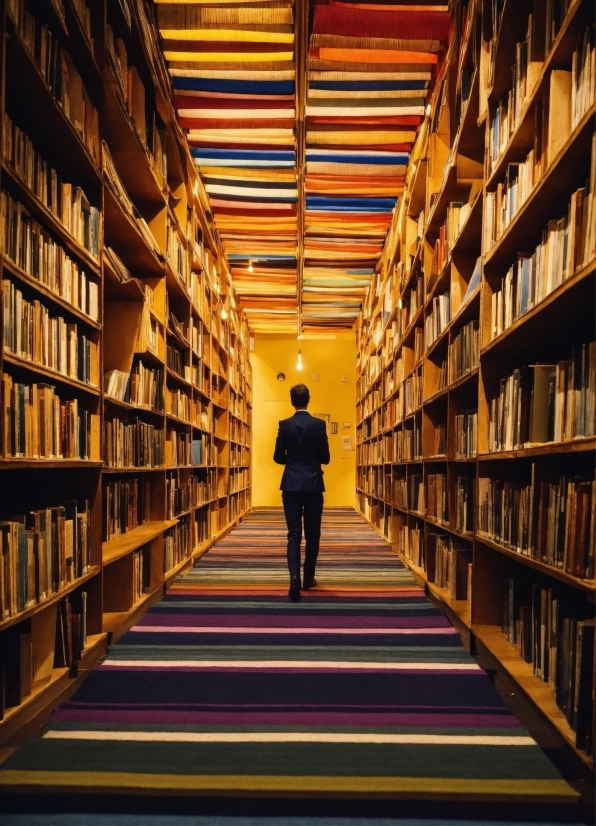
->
[273, 421, 287, 464]
[319, 421, 330, 465]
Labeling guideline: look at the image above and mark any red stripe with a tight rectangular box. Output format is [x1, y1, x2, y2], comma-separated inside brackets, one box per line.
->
[173, 95, 293, 110]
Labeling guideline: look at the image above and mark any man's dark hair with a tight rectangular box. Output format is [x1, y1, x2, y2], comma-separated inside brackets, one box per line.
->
[290, 383, 310, 407]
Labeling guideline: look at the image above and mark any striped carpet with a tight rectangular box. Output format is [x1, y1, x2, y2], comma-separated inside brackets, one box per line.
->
[0, 508, 581, 822]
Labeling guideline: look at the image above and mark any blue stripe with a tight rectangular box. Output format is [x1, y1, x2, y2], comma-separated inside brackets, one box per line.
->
[306, 153, 409, 165]
[172, 77, 295, 95]
[309, 80, 428, 92]
[192, 148, 296, 161]
[306, 197, 397, 210]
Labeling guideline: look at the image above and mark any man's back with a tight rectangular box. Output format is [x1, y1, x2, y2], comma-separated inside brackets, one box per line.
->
[274, 412, 330, 491]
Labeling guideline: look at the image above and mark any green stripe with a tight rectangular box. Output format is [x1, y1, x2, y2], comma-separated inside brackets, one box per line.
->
[106, 645, 475, 663]
[46, 723, 531, 737]
[1, 741, 563, 780]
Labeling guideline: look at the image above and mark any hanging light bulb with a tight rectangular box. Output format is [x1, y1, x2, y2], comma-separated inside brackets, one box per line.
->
[247, 260, 254, 273]
[296, 348, 303, 371]
[221, 307, 228, 320]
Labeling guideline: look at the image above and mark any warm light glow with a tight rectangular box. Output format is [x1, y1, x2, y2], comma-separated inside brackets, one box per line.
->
[248, 261, 254, 273]
[296, 349, 303, 370]
[221, 308, 228, 320]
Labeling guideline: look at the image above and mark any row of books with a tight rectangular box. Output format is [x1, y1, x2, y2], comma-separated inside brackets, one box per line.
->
[193, 506, 210, 548]
[487, 12, 542, 175]
[55, 591, 88, 670]
[164, 516, 191, 574]
[448, 319, 478, 384]
[102, 477, 151, 543]
[426, 473, 448, 524]
[455, 475, 474, 533]
[503, 579, 594, 753]
[1, 193, 99, 320]
[166, 215, 191, 292]
[2, 374, 98, 460]
[454, 409, 478, 458]
[2, 280, 99, 387]
[425, 293, 450, 349]
[433, 422, 446, 456]
[165, 427, 192, 468]
[487, 343, 596, 453]
[105, 23, 167, 182]
[229, 444, 250, 467]
[102, 142, 161, 259]
[166, 473, 199, 519]
[1, 191, 100, 306]
[396, 520, 423, 568]
[570, 25, 595, 132]
[0, 501, 90, 618]
[103, 416, 164, 469]
[229, 468, 250, 493]
[7, 1, 100, 167]
[485, 152, 537, 245]
[489, 180, 596, 342]
[165, 386, 191, 424]
[104, 361, 164, 413]
[409, 472, 424, 516]
[166, 341, 186, 381]
[132, 545, 151, 605]
[428, 533, 472, 602]
[3, 116, 100, 259]
[435, 201, 472, 273]
[477, 470, 595, 579]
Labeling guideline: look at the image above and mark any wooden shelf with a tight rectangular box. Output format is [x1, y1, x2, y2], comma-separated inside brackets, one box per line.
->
[484, 104, 596, 271]
[355, 0, 595, 777]
[5, 23, 101, 194]
[3, 353, 100, 397]
[0, 567, 101, 633]
[103, 184, 165, 278]
[2, 257, 101, 330]
[102, 520, 178, 565]
[478, 436, 596, 461]
[475, 534, 596, 594]
[1, 163, 100, 273]
[480, 259, 595, 358]
[473, 624, 594, 772]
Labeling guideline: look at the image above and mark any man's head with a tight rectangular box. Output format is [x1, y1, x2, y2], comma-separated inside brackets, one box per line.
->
[290, 383, 310, 409]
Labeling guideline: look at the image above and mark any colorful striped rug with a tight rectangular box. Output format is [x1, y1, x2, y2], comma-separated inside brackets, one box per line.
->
[0, 508, 581, 821]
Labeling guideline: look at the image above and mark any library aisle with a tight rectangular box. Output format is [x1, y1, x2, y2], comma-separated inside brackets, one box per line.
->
[0, 509, 585, 822]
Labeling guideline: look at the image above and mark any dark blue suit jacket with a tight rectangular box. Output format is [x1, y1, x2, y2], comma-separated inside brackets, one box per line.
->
[273, 411, 331, 491]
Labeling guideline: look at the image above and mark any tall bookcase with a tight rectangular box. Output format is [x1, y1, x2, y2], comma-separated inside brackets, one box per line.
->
[0, 0, 252, 744]
[356, 0, 595, 771]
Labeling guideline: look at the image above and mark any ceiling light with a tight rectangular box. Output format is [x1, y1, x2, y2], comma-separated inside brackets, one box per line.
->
[296, 348, 303, 371]
[247, 260, 254, 273]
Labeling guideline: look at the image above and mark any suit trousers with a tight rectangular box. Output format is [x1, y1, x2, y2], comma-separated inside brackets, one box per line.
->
[281, 491, 324, 580]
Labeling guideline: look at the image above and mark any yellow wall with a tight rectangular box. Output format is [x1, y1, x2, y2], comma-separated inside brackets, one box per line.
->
[250, 333, 356, 507]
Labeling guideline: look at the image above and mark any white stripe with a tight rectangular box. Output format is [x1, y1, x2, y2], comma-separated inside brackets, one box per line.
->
[102, 660, 479, 671]
[130, 626, 456, 635]
[179, 108, 295, 119]
[196, 160, 296, 168]
[205, 185, 298, 198]
[43, 731, 535, 746]
[306, 106, 425, 117]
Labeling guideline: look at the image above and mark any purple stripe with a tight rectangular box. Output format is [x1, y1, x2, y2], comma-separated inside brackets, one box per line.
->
[137, 614, 451, 629]
[51, 709, 524, 728]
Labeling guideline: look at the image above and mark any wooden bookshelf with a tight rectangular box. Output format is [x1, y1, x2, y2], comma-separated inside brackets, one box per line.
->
[356, 0, 595, 772]
[0, 0, 252, 746]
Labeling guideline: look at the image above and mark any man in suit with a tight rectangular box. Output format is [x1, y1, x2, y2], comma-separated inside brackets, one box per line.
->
[273, 383, 330, 601]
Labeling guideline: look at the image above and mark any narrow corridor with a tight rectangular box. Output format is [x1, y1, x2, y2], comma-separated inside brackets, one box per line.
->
[0, 509, 580, 822]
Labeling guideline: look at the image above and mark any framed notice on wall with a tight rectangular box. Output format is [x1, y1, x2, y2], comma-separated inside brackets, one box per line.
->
[313, 413, 331, 429]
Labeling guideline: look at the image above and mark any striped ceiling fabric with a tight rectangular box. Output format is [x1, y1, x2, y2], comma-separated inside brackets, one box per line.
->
[155, 0, 451, 334]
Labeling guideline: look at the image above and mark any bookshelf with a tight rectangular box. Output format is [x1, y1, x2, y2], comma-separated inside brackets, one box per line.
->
[0, 0, 252, 742]
[356, 0, 595, 772]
